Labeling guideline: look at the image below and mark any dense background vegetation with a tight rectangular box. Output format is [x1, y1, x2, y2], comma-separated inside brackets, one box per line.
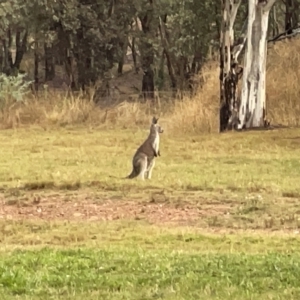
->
[0, 0, 299, 133]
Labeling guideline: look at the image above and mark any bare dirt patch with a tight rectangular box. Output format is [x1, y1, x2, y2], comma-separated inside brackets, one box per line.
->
[0, 192, 230, 226]
[1, 192, 299, 235]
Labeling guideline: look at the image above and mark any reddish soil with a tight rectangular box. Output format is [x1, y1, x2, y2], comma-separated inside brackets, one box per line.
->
[1, 192, 300, 235]
[0, 192, 230, 226]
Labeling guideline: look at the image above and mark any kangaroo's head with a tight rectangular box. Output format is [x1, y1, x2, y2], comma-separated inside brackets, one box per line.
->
[150, 116, 164, 135]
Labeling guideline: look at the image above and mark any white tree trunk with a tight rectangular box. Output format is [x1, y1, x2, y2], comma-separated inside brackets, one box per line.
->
[238, 0, 277, 129]
[224, 0, 241, 73]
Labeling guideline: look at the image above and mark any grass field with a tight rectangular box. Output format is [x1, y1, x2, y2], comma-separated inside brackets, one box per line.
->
[1, 125, 300, 299]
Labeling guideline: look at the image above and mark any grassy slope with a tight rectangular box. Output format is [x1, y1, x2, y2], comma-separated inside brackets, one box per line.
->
[1, 127, 300, 299]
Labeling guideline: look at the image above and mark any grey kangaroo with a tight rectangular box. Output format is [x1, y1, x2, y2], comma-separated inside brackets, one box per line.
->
[127, 117, 164, 180]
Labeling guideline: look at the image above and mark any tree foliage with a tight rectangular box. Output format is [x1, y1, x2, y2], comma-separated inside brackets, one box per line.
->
[0, 0, 297, 105]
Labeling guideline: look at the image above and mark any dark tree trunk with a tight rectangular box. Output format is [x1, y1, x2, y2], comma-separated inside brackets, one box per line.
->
[214, 1, 221, 41]
[3, 29, 28, 75]
[164, 50, 176, 89]
[158, 14, 177, 90]
[44, 43, 55, 81]
[7, 29, 13, 69]
[130, 37, 139, 73]
[34, 42, 39, 91]
[191, 56, 197, 75]
[285, 0, 299, 33]
[219, 63, 240, 131]
[13, 30, 28, 70]
[176, 55, 189, 92]
[139, 1, 155, 100]
[191, 48, 203, 75]
[219, 0, 242, 132]
[117, 58, 124, 75]
[1, 39, 9, 73]
[0, 44, 3, 73]
[157, 50, 165, 90]
[57, 23, 77, 90]
[55, 49, 64, 66]
[75, 27, 85, 90]
[65, 48, 76, 90]
[142, 68, 154, 99]
[118, 39, 128, 75]
[85, 53, 97, 86]
[77, 53, 86, 90]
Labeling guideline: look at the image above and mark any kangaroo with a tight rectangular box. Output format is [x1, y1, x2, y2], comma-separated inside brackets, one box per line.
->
[127, 117, 163, 180]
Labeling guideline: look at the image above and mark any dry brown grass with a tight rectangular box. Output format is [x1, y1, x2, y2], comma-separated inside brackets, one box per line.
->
[1, 38, 300, 132]
[266, 38, 300, 126]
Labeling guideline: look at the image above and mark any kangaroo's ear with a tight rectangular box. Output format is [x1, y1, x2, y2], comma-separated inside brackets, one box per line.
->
[152, 116, 158, 124]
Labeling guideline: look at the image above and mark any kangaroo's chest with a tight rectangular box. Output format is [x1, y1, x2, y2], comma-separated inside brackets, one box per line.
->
[152, 135, 159, 152]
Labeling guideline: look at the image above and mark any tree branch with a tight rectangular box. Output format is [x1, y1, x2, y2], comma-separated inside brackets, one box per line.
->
[230, 0, 242, 27]
[262, 0, 278, 12]
[232, 17, 248, 62]
[268, 26, 300, 43]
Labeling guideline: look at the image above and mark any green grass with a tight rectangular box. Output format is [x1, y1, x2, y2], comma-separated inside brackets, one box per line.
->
[1, 238, 300, 299]
[2, 126, 300, 299]
[1, 126, 300, 193]
[1, 222, 300, 299]
[1, 249, 300, 299]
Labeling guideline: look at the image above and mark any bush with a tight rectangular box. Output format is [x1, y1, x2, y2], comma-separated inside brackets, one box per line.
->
[0, 73, 33, 109]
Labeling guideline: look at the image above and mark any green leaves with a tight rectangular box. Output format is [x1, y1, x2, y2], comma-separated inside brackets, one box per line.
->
[0, 73, 33, 108]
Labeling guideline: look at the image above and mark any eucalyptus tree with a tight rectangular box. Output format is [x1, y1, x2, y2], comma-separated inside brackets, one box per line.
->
[219, 0, 281, 130]
[238, 0, 277, 129]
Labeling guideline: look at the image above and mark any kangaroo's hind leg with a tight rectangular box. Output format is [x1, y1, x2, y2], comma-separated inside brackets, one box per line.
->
[146, 159, 155, 179]
[139, 157, 148, 180]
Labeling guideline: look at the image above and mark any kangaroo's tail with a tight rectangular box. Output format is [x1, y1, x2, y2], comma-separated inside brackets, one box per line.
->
[108, 175, 123, 179]
[126, 160, 142, 179]
[108, 174, 136, 180]
[126, 168, 138, 179]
